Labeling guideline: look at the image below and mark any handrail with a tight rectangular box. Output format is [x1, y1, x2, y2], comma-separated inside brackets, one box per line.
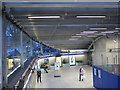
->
[23, 66, 36, 90]
[14, 57, 37, 90]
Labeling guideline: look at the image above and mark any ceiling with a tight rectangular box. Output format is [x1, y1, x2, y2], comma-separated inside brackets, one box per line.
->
[4, 2, 119, 50]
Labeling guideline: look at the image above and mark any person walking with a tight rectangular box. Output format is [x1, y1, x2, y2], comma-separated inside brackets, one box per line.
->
[43, 64, 48, 73]
[79, 66, 85, 81]
[37, 70, 42, 83]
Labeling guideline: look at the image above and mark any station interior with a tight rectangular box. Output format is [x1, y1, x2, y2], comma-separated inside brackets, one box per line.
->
[0, 1, 120, 89]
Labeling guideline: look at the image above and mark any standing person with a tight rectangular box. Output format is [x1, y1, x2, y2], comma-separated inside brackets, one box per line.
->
[79, 66, 85, 81]
[37, 70, 42, 83]
[43, 64, 48, 73]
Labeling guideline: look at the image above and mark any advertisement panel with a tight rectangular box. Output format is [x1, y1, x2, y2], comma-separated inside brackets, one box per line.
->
[69, 56, 76, 65]
[56, 57, 62, 66]
[55, 62, 60, 70]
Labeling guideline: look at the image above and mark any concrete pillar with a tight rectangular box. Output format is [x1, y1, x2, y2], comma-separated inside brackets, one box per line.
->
[118, 34, 120, 64]
[20, 31, 24, 68]
[0, 2, 8, 88]
[30, 39, 33, 56]
[0, 2, 3, 89]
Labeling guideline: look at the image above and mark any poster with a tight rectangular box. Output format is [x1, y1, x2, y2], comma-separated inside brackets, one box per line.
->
[69, 56, 76, 65]
[55, 62, 60, 70]
[56, 57, 62, 66]
[94, 68, 97, 76]
[98, 70, 101, 78]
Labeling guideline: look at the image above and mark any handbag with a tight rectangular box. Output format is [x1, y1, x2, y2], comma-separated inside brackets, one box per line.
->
[81, 75, 85, 80]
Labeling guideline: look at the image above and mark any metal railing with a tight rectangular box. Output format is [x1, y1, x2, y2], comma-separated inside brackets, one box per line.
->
[14, 57, 37, 90]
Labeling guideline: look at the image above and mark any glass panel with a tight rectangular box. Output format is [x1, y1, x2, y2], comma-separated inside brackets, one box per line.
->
[32, 41, 41, 56]
[6, 23, 21, 74]
[23, 33, 31, 61]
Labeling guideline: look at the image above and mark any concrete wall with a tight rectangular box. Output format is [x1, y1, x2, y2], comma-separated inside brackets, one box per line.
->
[37, 53, 89, 66]
[92, 35, 119, 66]
[92, 37, 106, 65]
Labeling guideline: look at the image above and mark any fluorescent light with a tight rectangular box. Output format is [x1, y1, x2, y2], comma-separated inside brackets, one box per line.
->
[69, 38, 78, 40]
[70, 49, 88, 52]
[90, 28, 107, 30]
[87, 36, 97, 37]
[76, 33, 88, 35]
[97, 33, 106, 35]
[101, 31, 118, 34]
[113, 39, 117, 43]
[82, 31, 98, 34]
[76, 16, 106, 18]
[115, 28, 120, 30]
[71, 36, 82, 38]
[28, 16, 60, 19]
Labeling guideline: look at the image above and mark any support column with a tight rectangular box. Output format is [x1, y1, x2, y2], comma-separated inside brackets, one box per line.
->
[30, 39, 33, 56]
[0, 2, 8, 88]
[118, 34, 120, 64]
[0, 2, 3, 89]
[20, 31, 24, 68]
[41, 44, 43, 55]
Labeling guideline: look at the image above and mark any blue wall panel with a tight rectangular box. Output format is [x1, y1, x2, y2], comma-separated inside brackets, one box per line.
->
[102, 70, 118, 88]
[119, 76, 120, 90]
[93, 66, 102, 88]
[93, 66, 120, 89]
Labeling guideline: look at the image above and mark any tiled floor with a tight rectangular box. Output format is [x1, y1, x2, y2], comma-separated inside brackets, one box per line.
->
[35, 65, 95, 88]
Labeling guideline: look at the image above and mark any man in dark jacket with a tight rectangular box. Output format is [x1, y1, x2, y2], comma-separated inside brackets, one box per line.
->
[37, 70, 41, 83]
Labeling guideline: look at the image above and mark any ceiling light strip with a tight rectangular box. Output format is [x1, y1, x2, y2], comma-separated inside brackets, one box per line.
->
[28, 16, 61, 19]
[71, 36, 82, 37]
[76, 16, 106, 18]
[90, 28, 107, 30]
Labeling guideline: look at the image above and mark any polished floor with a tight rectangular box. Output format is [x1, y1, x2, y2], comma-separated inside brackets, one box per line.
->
[35, 65, 94, 88]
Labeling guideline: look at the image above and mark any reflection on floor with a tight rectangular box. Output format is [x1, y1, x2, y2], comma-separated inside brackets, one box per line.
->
[35, 65, 94, 88]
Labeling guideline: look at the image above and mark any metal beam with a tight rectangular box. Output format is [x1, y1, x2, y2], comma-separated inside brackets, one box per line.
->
[20, 31, 24, 68]
[3, 2, 119, 8]
[1, 0, 120, 2]
[0, 2, 8, 89]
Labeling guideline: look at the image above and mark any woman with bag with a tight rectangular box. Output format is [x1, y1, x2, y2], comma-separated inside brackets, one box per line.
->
[79, 66, 85, 81]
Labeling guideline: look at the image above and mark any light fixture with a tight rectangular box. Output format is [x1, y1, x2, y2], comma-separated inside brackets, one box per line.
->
[69, 38, 78, 40]
[90, 28, 107, 30]
[71, 36, 82, 38]
[87, 36, 98, 37]
[28, 16, 61, 19]
[76, 16, 106, 19]
[76, 33, 88, 35]
[101, 31, 118, 34]
[113, 39, 117, 43]
[82, 31, 98, 34]
[97, 33, 106, 35]
[115, 28, 120, 30]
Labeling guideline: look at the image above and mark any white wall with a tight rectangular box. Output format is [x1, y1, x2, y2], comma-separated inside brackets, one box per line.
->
[92, 35, 119, 65]
[61, 56, 69, 63]
[37, 53, 89, 66]
[61, 53, 88, 65]
[37, 57, 56, 66]
[92, 37, 106, 65]
[75, 54, 88, 64]
[49, 57, 55, 65]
